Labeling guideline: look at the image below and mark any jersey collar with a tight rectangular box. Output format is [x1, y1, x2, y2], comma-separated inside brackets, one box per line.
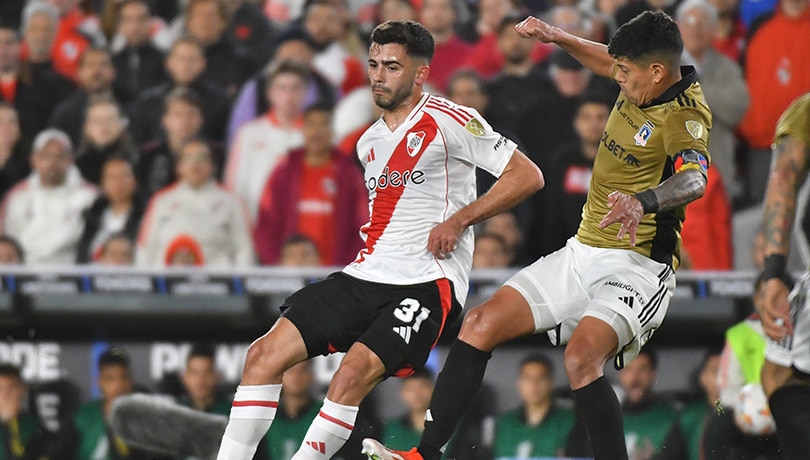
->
[640, 66, 698, 109]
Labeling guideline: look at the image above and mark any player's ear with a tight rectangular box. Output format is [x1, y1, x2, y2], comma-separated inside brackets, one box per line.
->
[650, 63, 665, 84]
[415, 63, 430, 85]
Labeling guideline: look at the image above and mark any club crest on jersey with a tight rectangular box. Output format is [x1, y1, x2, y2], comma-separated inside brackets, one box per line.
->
[685, 120, 704, 140]
[634, 120, 655, 146]
[465, 118, 486, 137]
[407, 131, 426, 157]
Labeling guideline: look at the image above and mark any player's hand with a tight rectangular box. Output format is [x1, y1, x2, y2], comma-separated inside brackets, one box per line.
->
[599, 191, 644, 246]
[758, 278, 793, 340]
[515, 16, 556, 43]
[428, 218, 464, 259]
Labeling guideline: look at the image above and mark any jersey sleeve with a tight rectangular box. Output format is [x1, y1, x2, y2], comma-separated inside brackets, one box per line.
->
[664, 104, 712, 174]
[440, 108, 517, 177]
[774, 93, 810, 147]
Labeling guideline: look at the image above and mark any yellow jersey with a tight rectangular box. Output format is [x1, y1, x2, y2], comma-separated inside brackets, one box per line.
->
[774, 92, 810, 147]
[575, 67, 712, 269]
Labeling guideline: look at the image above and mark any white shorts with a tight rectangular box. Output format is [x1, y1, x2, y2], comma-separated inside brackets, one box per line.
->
[504, 237, 675, 368]
[765, 272, 810, 374]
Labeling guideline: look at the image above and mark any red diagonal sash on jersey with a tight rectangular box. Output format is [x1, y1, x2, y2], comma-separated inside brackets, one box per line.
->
[355, 114, 439, 263]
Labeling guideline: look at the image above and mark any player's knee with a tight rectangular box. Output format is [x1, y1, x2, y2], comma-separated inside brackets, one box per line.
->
[563, 346, 602, 386]
[329, 351, 384, 404]
[459, 307, 500, 346]
[244, 337, 286, 378]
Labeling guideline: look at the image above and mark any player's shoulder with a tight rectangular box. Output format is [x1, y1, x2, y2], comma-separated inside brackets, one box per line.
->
[422, 95, 480, 127]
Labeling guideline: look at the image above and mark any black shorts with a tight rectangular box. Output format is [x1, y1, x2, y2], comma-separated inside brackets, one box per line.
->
[281, 272, 461, 377]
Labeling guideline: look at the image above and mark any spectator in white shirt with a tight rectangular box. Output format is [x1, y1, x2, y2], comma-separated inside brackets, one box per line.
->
[137, 138, 255, 267]
[0, 129, 98, 265]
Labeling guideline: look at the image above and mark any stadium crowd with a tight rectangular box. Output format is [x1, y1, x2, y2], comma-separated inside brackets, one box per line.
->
[0, 0, 809, 458]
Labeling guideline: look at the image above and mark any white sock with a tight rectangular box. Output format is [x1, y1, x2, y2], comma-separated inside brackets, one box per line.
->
[216, 384, 282, 460]
[290, 397, 359, 459]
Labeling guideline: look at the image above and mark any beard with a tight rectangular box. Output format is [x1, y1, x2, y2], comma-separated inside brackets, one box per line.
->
[372, 84, 412, 110]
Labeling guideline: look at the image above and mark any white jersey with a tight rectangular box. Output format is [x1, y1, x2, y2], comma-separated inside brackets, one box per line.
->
[343, 94, 517, 304]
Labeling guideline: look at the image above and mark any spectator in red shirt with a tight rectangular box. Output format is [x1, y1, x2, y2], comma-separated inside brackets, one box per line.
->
[680, 165, 733, 269]
[45, 0, 104, 80]
[419, 0, 473, 93]
[254, 104, 368, 266]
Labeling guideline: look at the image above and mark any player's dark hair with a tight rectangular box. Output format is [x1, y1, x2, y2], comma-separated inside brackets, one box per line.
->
[98, 347, 131, 370]
[520, 353, 554, 376]
[608, 11, 683, 67]
[0, 363, 22, 380]
[370, 20, 435, 62]
[187, 342, 216, 362]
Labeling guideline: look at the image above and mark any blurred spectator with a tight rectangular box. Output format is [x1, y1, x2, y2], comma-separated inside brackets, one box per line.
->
[0, 235, 24, 264]
[303, 0, 367, 95]
[542, 97, 610, 254]
[583, 0, 629, 42]
[95, 234, 135, 265]
[43, 0, 101, 80]
[19, 2, 77, 114]
[74, 347, 146, 459]
[74, 96, 138, 185]
[225, 0, 277, 67]
[226, 60, 307, 220]
[479, 211, 528, 266]
[464, 0, 554, 78]
[382, 369, 435, 452]
[111, 0, 166, 105]
[739, 0, 779, 27]
[0, 1, 24, 30]
[707, 0, 747, 61]
[0, 363, 45, 459]
[738, 0, 810, 205]
[332, 86, 378, 156]
[472, 233, 512, 268]
[618, 349, 679, 459]
[0, 24, 57, 145]
[677, 0, 749, 203]
[493, 354, 584, 458]
[137, 138, 255, 267]
[254, 104, 367, 265]
[0, 129, 98, 265]
[135, 88, 206, 197]
[0, 103, 30, 199]
[614, 0, 677, 27]
[419, 0, 473, 93]
[185, 0, 257, 97]
[179, 343, 230, 415]
[680, 166, 733, 270]
[226, 29, 336, 147]
[279, 234, 322, 266]
[263, 360, 320, 459]
[49, 46, 118, 146]
[546, 5, 595, 40]
[77, 157, 145, 263]
[128, 36, 230, 144]
[355, 0, 418, 41]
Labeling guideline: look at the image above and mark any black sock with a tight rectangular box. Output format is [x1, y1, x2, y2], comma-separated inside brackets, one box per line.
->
[768, 384, 810, 460]
[417, 339, 491, 460]
[572, 376, 629, 460]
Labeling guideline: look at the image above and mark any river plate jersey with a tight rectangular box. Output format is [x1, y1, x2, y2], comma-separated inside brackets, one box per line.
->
[576, 67, 712, 268]
[774, 92, 810, 147]
[343, 93, 517, 304]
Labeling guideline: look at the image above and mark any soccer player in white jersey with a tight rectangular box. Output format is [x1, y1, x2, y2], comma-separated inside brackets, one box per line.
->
[215, 20, 543, 459]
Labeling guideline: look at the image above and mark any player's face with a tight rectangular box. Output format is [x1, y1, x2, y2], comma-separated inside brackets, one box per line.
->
[368, 43, 426, 111]
[611, 57, 658, 107]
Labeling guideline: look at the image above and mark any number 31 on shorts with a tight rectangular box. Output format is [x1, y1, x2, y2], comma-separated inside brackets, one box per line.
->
[394, 298, 430, 332]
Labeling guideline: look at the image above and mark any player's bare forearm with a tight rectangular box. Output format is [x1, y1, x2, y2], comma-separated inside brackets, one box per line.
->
[515, 16, 614, 78]
[648, 169, 706, 212]
[761, 136, 810, 256]
[552, 33, 614, 78]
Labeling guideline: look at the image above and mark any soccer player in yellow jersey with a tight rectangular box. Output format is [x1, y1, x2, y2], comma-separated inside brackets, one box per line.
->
[363, 11, 711, 460]
[756, 91, 810, 460]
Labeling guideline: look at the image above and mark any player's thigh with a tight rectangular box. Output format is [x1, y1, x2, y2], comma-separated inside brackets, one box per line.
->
[503, 238, 590, 337]
[583, 250, 675, 369]
[358, 278, 460, 378]
[457, 286, 537, 350]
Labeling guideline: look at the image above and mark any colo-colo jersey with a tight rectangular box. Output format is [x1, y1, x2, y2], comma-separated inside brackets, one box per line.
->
[343, 93, 517, 304]
[774, 92, 810, 147]
[576, 67, 712, 269]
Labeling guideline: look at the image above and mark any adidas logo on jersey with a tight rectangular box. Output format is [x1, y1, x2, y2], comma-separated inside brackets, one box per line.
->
[393, 326, 413, 344]
[307, 441, 326, 454]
